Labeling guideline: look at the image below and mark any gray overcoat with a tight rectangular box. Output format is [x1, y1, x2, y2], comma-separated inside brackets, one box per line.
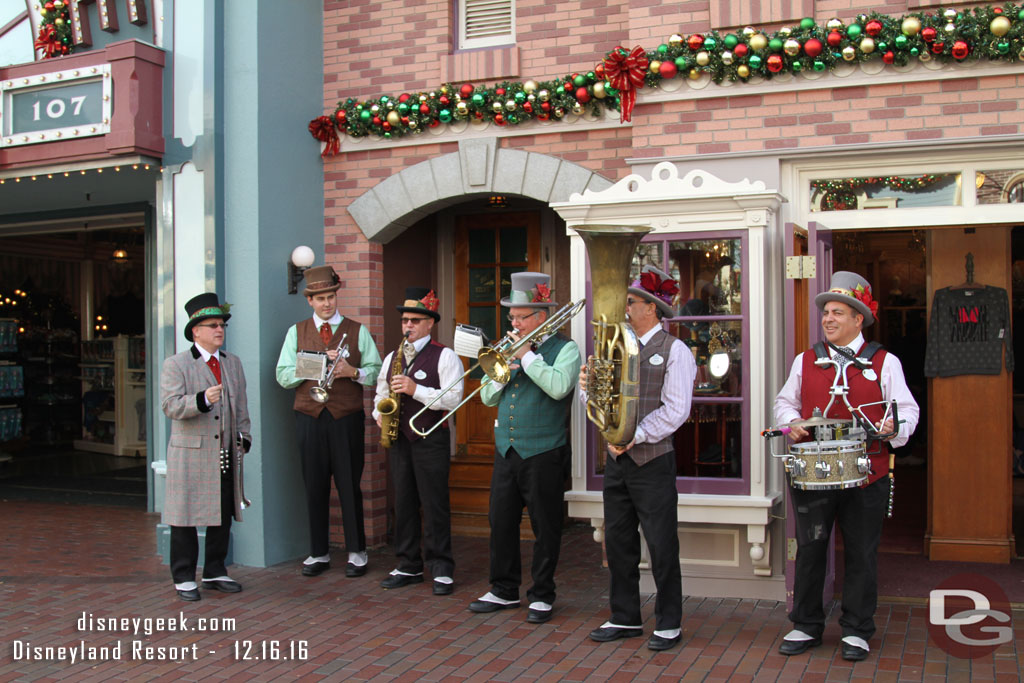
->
[161, 345, 252, 527]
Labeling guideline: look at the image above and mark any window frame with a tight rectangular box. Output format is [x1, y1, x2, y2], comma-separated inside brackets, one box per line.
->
[457, 0, 515, 51]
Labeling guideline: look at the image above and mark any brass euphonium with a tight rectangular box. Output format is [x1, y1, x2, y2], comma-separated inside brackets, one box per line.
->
[377, 332, 410, 448]
[576, 224, 652, 446]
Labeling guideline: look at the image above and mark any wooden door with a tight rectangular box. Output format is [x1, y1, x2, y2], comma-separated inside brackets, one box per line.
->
[450, 212, 541, 536]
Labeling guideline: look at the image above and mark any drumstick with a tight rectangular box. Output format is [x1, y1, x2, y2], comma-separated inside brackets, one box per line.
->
[761, 426, 792, 438]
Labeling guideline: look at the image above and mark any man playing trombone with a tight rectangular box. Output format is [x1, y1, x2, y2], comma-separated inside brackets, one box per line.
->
[275, 265, 382, 579]
[372, 287, 463, 595]
[467, 272, 580, 625]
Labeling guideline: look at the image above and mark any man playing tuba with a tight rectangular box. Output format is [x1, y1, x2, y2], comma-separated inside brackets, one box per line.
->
[372, 287, 463, 595]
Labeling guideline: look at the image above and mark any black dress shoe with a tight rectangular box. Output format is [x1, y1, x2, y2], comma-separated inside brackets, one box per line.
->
[778, 637, 821, 655]
[526, 608, 552, 624]
[432, 581, 454, 596]
[176, 588, 201, 602]
[202, 579, 242, 593]
[589, 626, 643, 642]
[302, 561, 330, 577]
[380, 573, 424, 589]
[647, 634, 681, 651]
[345, 562, 367, 577]
[468, 599, 519, 613]
[842, 642, 869, 661]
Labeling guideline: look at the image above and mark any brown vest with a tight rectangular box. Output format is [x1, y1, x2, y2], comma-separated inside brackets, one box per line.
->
[292, 317, 365, 419]
[624, 329, 677, 467]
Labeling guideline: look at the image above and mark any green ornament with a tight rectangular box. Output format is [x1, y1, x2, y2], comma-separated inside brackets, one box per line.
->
[812, 60, 826, 72]
[724, 34, 738, 49]
[605, 85, 618, 97]
[514, 91, 526, 104]
[894, 34, 908, 49]
[847, 24, 862, 39]
[800, 17, 815, 31]
[791, 60, 803, 72]
[877, 41, 886, 51]
[769, 38, 783, 52]
[398, 102, 410, 115]
[703, 37, 717, 50]
[675, 55, 689, 69]
[573, 74, 586, 87]
[359, 109, 371, 122]
[507, 113, 518, 124]
[471, 93, 484, 106]
[997, 41, 1010, 55]
[657, 44, 669, 54]
[749, 54, 763, 69]
[380, 95, 390, 104]
[586, 71, 595, 81]
[438, 109, 452, 122]
[910, 47, 919, 56]
[1019, 9, 1024, 21]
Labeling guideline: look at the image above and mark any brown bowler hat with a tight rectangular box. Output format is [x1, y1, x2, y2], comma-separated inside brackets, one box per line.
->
[303, 265, 341, 296]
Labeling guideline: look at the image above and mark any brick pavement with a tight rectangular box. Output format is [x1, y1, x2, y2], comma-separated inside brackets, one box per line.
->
[1, 500, 1022, 682]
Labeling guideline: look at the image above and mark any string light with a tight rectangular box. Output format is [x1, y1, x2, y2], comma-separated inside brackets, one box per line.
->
[0, 163, 158, 185]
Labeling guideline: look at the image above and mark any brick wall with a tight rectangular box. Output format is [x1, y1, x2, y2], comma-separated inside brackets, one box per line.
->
[319, 0, 1024, 546]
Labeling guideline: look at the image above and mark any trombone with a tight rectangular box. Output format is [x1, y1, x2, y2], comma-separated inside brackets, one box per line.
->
[410, 298, 586, 436]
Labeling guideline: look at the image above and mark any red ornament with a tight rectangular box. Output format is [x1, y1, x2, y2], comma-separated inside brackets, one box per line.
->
[373, 116, 382, 125]
[401, 116, 409, 125]
[523, 102, 533, 113]
[45, 1, 55, 9]
[335, 109, 346, 123]
[951, 40, 968, 59]
[595, 64, 606, 79]
[459, 83, 474, 98]
[439, 95, 450, 106]
[882, 50, 895, 64]
[541, 101, 551, 112]
[494, 114, 504, 125]
[563, 81, 572, 91]
[429, 119, 440, 128]
[538, 113, 550, 121]
[922, 27, 936, 42]
[419, 103, 430, 114]
[575, 86, 591, 103]
[382, 122, 391, 131]
[826, 31, 842, 48]
[687, 34, 704, 51]
[865, 20, 882, 37]
[766, 54, 784, 73]
[804, 38, 823, 58]
[398, 93, 411, 103]
[931, 41, 944, 54]
[474, 111, 483, 119]
[994, 6, 1003, 13]
[496, 87, 506, 96]
[733, 43, 748, 58]
[658, 60, 678, 79]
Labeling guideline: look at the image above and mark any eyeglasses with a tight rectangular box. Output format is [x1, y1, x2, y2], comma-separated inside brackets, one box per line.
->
[401, 317, 431, 325]
[626, 298, 645, 307]
[195, 322, 228, 329]
[507, 311, 540, 324]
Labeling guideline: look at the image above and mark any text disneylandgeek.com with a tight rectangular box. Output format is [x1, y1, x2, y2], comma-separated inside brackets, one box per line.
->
[9, 612, 309, 663]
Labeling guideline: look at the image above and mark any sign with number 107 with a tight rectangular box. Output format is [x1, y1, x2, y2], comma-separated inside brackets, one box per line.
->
[1, 65, 112, 147]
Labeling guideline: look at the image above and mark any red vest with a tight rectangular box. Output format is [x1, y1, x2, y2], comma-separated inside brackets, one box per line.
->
[799, 347, 890, 486]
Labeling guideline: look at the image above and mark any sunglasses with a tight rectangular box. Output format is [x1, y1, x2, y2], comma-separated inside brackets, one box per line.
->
[195, 322, 228, 329]
[401, 317, 431, 325]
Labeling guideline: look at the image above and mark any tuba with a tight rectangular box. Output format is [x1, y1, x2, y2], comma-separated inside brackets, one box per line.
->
[576, 224, 652, 446]
[377, 332, 410, 448]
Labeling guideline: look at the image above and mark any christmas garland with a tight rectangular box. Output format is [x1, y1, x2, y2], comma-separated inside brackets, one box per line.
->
[309, 4, 1024, 152]
[812, 174, 947, 210]
[34, 1, 73, 59]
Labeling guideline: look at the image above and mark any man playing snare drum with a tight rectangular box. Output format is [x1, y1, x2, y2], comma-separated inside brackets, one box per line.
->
[774, 271, 918, 662]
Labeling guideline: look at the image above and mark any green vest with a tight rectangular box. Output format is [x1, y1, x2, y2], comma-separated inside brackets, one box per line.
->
[495, 334, 573, 459]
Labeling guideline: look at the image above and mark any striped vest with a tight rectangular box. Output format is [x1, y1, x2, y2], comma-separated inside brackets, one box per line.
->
[292, 317, 365, 419]
[624, 329, 678, 467]
[494, 333, 575, 459]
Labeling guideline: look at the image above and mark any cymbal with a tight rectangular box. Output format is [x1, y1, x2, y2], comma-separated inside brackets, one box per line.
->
[786, 416, 853, 429]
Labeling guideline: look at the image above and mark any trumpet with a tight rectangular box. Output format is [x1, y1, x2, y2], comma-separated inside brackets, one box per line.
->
[410, 298, 586, 436]
[310, 332, 349, 403]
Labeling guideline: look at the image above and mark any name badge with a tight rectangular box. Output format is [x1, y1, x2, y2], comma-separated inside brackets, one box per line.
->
[413, 369, 428, 380]
[862, 369, 877, 382]
[648, 353, 664, 366]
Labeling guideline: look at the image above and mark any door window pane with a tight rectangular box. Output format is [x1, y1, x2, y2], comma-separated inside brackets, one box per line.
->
[668, 320, 742, 398]
[469, 267, 496, 303]
[977, 169, 1024, 204]
[669, 238, 741, 316]
[499, 226, 528, 262]
[673, 404, 743, 477]
[468, 229, 495, 263]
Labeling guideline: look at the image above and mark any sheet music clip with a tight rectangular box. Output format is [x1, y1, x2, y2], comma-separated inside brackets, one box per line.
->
[454, 324, 488, 358]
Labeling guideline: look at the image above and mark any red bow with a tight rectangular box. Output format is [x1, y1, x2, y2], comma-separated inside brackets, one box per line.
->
[308, 115, 340, 158]
[419, 290, 439, 312]
[640, 271, 679, 301]
[603, 46, 649, 123]
[532, 283, 551, 303]
[34, 24, 62, 59]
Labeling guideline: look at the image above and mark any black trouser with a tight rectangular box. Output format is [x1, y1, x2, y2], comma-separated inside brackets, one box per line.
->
[603, 450, 682, 631]
[390, 428, 453, 578]
[296, 409, 366, 557]
[789, 476, 889, 640]
[170, 469, 235, 584]
[488, 445, 569, 605]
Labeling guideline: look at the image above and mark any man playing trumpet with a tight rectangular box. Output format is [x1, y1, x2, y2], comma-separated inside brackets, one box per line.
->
[275, 265, 381, 579]
[372, 287, 463, 595]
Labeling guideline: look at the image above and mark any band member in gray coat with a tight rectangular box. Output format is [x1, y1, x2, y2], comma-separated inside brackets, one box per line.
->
[161, 293, 252, 602]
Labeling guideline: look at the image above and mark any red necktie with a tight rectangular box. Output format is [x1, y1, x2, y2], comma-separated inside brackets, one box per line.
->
[320, 322, 332, 346]
[207, 355, 222, 383]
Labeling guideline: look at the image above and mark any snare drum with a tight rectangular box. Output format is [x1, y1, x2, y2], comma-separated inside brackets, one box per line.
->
[786, 439, 869, 490]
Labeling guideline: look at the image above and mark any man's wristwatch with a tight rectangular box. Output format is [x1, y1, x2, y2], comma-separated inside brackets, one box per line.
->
[352, 368, 359, 380]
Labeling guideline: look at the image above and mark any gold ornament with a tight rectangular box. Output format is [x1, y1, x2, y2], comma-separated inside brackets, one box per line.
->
[54, 0, 64, 6]
[386, 110, 400, 126]
[419, 94, 427, 102]
[688, 68, 701, 80]
[721, 51, 734, 66]
[1019, 46, 1024, 61]
[778, 27, 791, 37]
[943, 8, 957, 20]
[826, 18, 843, 31]
[842, 45, 856, 61]
[371, 104, 380, 114]
[440, 85, 450, 94]
[945, 22, 955, 33]
[991, 16, 1011, 37]
[408, 118, 418, 129]
[860, 37, 875, 54]
[749, 33, 768, 51]
[523, 80, 538, 94]
[742, 26, 755, 37]
[901, 17, 921, 36]
[505, 100, 516, 111]
[783, 39, 801, 57]
[456, 101, 468, 115]
[492, 101, 503, 113]
[593, 82, 606, 98]
[55, 17, 63, 24]
[527, 93, 536, 102]
[538, 89, 550, 102]
[669, 34, 683, 47]
[571, 102, 583, 115]
[695, 51, 710, 66]
[649, 60, 661, 74]
[919, 50, 931, 62]
[737, 64, 750, 78]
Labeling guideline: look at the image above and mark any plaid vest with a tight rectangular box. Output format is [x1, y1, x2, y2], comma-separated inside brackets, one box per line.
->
[293, 317, 365, 419]
[495, 333, 574, 459]
[623, 329, 677, 467]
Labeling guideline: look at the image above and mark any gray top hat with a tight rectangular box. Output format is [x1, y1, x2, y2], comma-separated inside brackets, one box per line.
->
[500, 272, 557, 308]
[627, 265, 678, 319]
[814, 270, 877, 327]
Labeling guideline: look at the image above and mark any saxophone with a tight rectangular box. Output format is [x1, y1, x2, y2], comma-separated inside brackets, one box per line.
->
[377, 332, 410, 448]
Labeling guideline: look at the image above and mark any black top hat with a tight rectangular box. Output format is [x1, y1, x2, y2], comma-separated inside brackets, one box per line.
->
[396, 287, 440, 321]
[183, 293, 231, 342]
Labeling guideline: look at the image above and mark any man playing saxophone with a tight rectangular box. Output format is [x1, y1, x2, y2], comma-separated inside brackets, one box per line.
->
[372, 287, 463, 595]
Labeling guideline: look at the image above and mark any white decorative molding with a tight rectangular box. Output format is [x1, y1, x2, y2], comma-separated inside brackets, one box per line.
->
[567, 161, 767, 205]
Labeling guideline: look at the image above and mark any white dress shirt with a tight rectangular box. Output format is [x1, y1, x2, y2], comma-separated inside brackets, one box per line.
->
[372, 335, 465, 420]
